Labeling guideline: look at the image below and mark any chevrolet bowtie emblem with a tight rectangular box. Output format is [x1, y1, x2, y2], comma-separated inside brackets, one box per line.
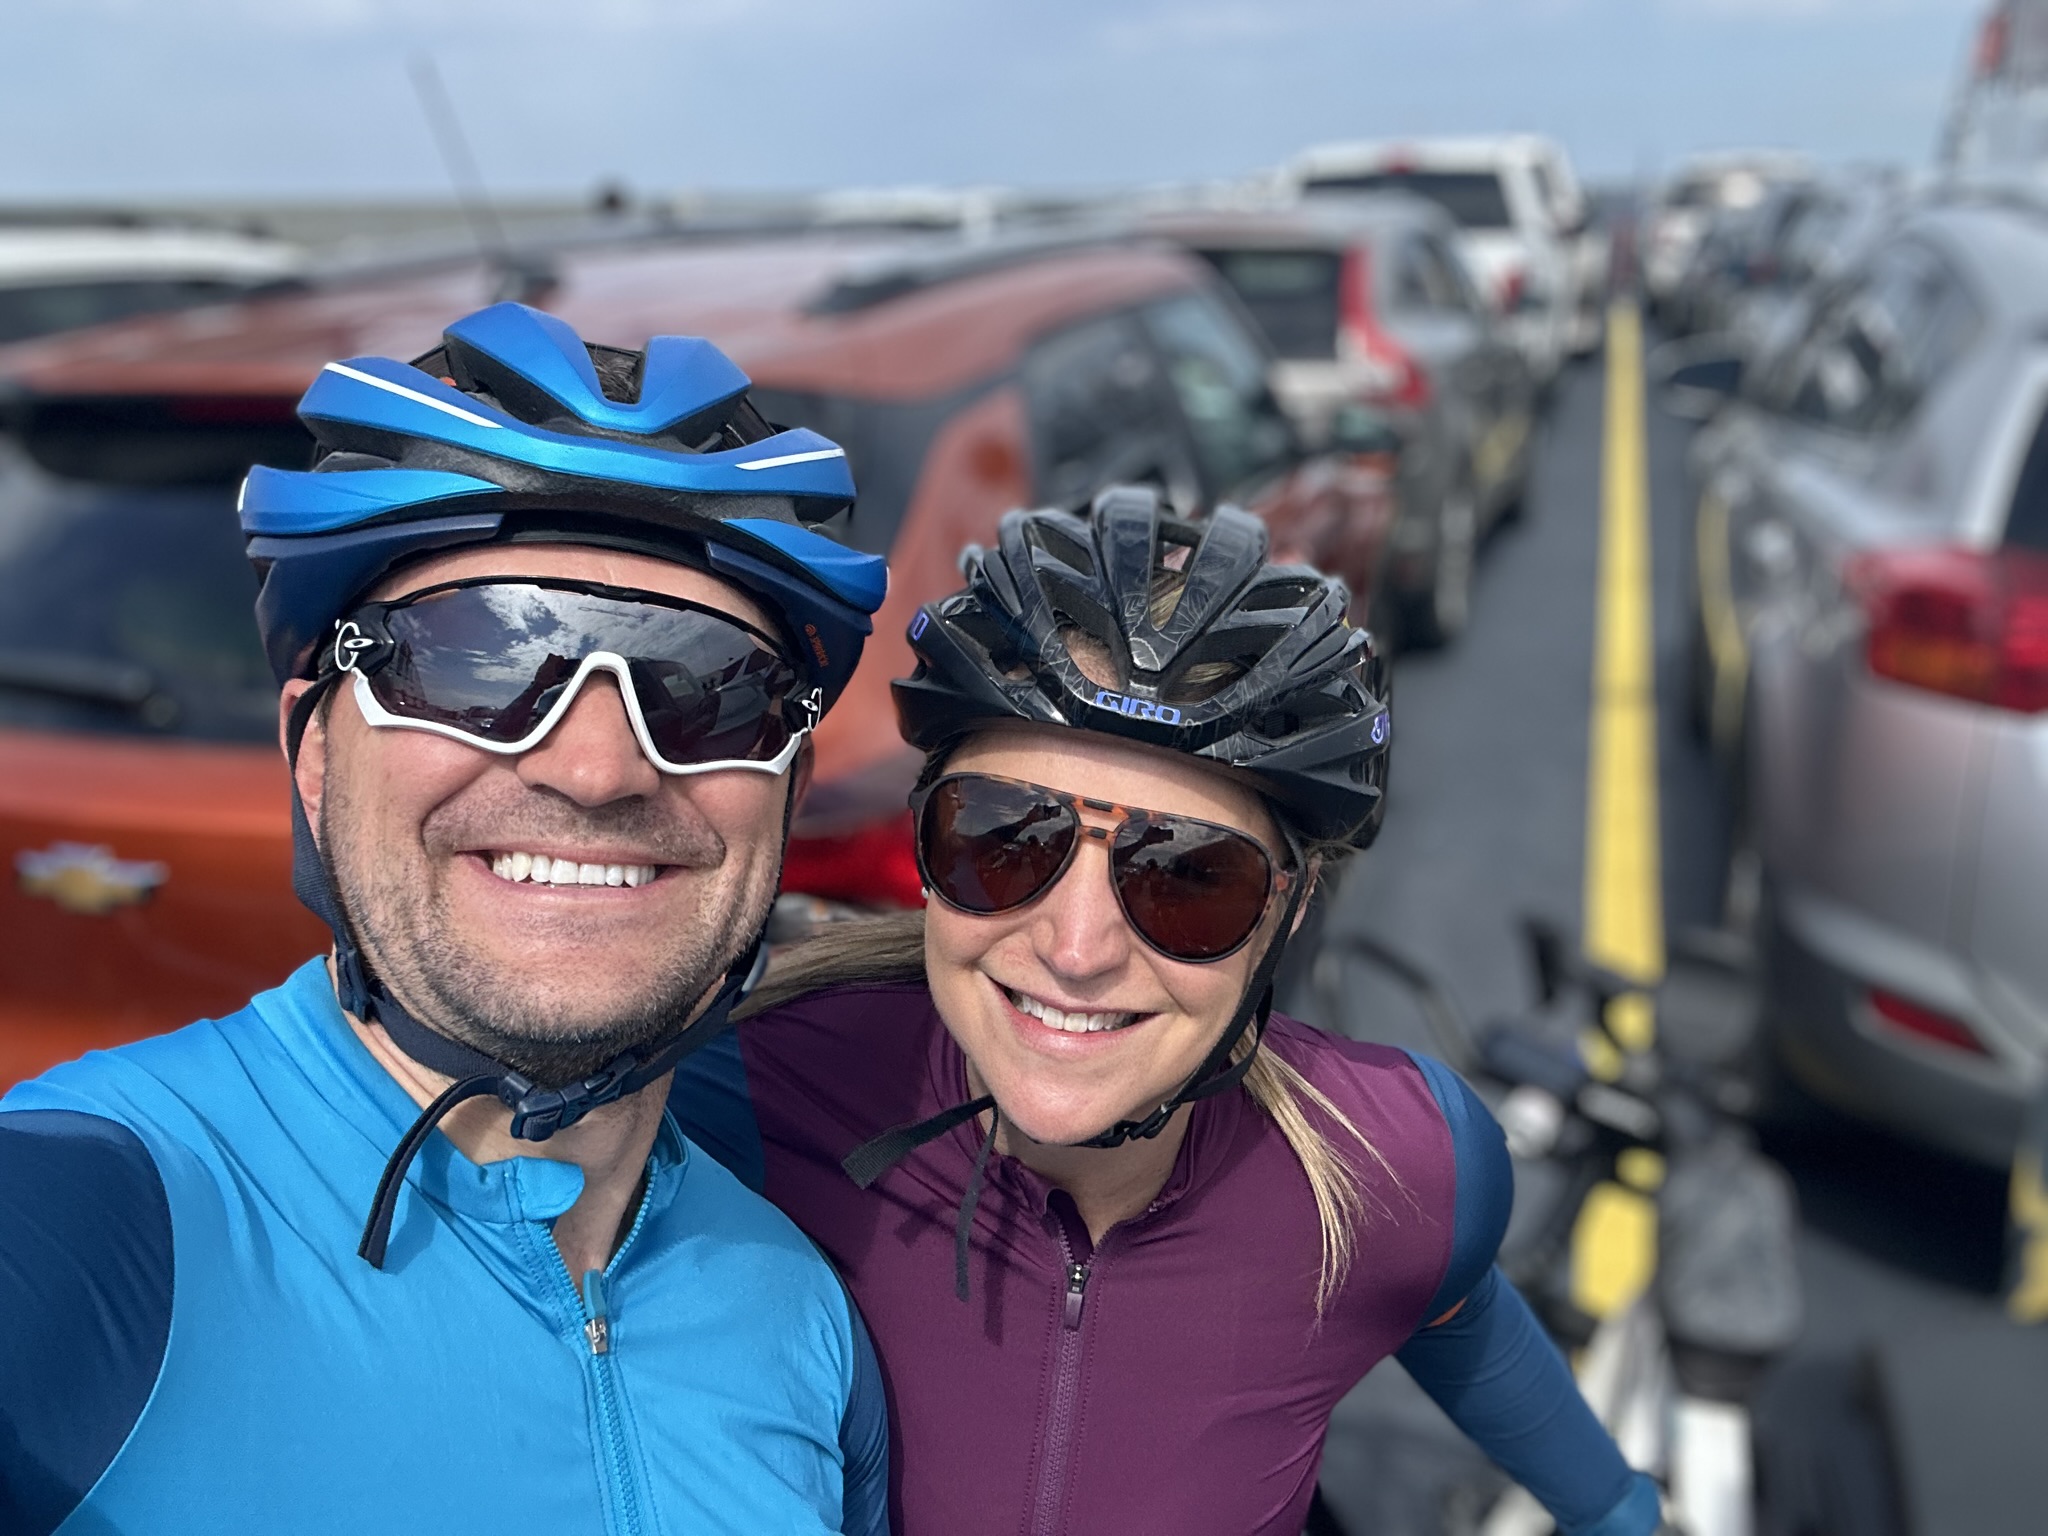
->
[16, 842, 169, 916]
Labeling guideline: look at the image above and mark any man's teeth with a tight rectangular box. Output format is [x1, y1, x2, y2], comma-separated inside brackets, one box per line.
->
[1006, 987, 1138, 1034]
[487, 852, 658, 888]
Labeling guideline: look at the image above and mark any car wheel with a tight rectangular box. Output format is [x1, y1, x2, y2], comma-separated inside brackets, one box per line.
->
[1397, 489, 1476, 650]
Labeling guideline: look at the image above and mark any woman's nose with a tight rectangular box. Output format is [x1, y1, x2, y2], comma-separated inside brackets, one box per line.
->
[1029, 835, 1133, 982]
[515, 673, 662, 804]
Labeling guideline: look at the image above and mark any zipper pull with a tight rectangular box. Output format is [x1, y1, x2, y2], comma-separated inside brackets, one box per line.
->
[1063, 1262, 1090, 1331]
[581, 1270, 611, 1356]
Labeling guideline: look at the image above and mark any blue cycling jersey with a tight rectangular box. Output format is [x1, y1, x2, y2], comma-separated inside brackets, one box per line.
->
[0, 959, 889, 1536]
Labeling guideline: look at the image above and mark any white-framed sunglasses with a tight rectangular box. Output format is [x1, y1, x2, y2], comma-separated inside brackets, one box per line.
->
[327, 576, 820, 777]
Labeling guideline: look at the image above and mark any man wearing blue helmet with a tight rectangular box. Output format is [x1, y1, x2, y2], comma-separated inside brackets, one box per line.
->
[0, 304, 893, 1535]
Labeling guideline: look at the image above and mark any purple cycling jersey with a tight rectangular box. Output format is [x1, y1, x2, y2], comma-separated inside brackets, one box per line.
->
[673, 983, 1657, 1536]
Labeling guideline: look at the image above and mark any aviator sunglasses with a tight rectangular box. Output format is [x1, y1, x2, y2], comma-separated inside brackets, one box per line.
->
[910, 772, 1297, 964]
[325, 577, 819, 775]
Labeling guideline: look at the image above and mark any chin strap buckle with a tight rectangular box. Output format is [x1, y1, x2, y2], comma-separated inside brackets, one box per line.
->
[500, 1059, 639, 1142]
[1082, 1101, 1178, 1150]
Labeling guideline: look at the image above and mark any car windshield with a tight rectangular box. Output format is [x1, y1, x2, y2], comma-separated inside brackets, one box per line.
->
[1304, 170, 1511, 229]
[0, 397, 311, 742]
[1200, 249, 1342, 360]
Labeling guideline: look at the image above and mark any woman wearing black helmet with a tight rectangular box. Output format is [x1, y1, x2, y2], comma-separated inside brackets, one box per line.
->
[674, 487, 1662, 1536]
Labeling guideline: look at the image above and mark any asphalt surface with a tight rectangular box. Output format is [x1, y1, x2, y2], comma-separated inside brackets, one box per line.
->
[1293, 336, 2018, 1535]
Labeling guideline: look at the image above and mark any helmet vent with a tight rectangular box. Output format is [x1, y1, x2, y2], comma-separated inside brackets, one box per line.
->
[313, 450, 397, 475]
[1237, 577, 1322, 612]
[587, 345, 643, 404]
[1167, 659, 1246, 706]
[1026, 518, 1096, 579]
[1259, 710, 1301, 738]
[951, 601, 1030, 680]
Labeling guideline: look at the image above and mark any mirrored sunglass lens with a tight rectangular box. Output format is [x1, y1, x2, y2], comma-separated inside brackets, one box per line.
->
[1113, 819, 1273, 960]
[368, 584, 797, 760]
[629, 631, 796, 765]
[921, 778, 1076, 913]
[373, 585, 581, 741]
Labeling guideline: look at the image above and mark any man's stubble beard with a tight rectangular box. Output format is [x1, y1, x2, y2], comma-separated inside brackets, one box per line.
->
[320, 768, 782, 1090]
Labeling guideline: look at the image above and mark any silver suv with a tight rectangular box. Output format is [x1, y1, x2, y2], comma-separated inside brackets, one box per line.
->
[1678, 191, 2048, 1166]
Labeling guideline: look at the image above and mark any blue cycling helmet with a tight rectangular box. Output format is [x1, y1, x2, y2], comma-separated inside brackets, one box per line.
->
[238, 300, 888, 706]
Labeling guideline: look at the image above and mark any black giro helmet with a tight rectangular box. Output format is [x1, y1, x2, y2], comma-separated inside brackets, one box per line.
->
[891, 485, 1391, 847]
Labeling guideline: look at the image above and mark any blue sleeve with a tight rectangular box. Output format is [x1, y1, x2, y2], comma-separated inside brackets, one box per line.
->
[1402, 1050, 1515, 1319]
[669, 1029, 766, 1195]
[1398, 1270, 1660, 1535]
[1400, 1054, 1659, 1535]
[0, 1110, 175, 1536]
[838, 1298, 892, 1536]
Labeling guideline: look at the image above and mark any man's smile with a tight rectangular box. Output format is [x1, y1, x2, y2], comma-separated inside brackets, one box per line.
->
[483, 850, 664, 888]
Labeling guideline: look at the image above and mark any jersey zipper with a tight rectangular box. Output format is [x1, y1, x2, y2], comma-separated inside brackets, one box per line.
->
[1028, 1221, 1093, 1536]
[546, 1192, 656, 1536]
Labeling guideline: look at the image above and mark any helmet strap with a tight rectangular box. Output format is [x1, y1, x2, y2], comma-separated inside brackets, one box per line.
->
[283, 673, 780, 1270]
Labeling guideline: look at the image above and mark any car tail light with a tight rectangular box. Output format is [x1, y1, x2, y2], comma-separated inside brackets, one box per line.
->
[1846, 545, 2048, 713]
[1496, 266, 1528, 315]
[1867, 987, 1991, 1058]
[1977, 11, 2009, 78]
[781, 814, 925, 908]
[1337, 248, 1431, 410]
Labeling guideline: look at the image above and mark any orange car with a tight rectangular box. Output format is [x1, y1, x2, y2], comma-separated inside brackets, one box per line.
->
[0, 230, 1398, 1085]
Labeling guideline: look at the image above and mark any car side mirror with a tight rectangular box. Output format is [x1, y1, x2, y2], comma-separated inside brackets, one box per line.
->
[1328, 404, 1402, 457]
[1651, 334, 1747, 422]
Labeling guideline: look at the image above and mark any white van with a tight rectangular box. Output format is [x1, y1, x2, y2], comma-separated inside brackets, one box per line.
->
[1287, 135, 1603, 385]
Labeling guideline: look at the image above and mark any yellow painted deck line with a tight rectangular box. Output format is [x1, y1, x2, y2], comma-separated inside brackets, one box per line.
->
[1584, 302, 1666, 1047]
[1570, 303, 1664, 1324]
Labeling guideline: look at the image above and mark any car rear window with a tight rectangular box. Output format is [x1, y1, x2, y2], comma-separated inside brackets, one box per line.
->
[0, 396, 310, 742]
[1197, 250, 1341, 361]
[1141, 291, 1296, 494]
[1023, 313, 1189, 508]
[2003, 401, 2048, 552]
[1303, 170, 1512, 230]
[0, 279, 268, 346]
[749, 384, 987, 559]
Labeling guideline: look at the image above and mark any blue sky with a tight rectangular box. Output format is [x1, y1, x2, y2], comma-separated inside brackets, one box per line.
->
[0, 0, 1989, 198]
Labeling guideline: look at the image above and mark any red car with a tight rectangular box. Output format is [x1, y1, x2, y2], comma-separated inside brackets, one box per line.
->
[0, 230, 1397, 1082]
